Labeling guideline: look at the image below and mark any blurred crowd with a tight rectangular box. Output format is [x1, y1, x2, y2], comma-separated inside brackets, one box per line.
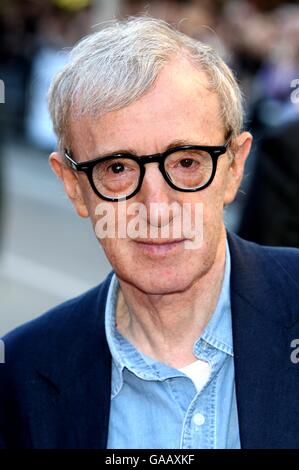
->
[1, 0, 299, 246]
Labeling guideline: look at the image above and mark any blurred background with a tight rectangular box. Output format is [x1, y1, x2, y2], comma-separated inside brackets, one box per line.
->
[1, 0, 299, 335]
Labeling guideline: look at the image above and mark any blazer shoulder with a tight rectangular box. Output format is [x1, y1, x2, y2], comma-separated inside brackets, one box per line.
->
[1, 272, 113, 379]
[241, 236, 299, 281]
[0, 273, 113, 449]
[229, 232, 299, 278]
[263, 244, 299, 277]
[228, 233, 299, 325]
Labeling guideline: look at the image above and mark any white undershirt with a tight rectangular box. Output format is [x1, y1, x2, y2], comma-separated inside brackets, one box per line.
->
[179, 359, 211, 393]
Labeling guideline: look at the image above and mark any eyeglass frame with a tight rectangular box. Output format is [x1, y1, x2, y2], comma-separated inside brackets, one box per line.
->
[64, 134, 232, 202]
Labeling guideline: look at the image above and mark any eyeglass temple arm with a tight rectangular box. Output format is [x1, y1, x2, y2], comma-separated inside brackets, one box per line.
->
[64, 149, 79, 170]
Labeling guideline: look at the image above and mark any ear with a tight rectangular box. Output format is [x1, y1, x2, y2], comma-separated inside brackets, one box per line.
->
[223, 131, 253, 205]
[49, 152, 89, 218]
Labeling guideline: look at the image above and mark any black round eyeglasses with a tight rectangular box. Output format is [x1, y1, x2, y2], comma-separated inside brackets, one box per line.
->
[64, 137, 231, 202]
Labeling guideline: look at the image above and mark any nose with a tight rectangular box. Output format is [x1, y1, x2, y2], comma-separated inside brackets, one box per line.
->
[137, 162, 178, 228]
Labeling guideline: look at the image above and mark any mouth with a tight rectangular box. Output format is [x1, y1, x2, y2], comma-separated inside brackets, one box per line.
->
[133, 238, 186, 256]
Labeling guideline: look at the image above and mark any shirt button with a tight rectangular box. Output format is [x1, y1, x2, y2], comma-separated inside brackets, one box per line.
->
[193, 413, 205, 426]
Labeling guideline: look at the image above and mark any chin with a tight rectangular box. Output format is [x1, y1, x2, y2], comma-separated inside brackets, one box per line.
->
[102, 237, 215, 295]
[117, 264, 196, 295]
[137, 282, 191, 296]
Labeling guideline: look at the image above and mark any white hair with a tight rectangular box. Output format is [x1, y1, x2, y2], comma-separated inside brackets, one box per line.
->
[48, 16, 244, 152]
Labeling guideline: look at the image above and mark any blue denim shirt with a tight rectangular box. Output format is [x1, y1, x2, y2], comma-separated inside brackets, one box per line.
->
[105, 243, 240, 449]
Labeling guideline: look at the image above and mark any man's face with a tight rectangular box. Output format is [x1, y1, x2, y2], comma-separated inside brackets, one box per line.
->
[51, 58, 251, 294]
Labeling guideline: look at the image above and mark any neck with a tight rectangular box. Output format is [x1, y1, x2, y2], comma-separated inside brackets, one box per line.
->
[116, 234, 227, 368]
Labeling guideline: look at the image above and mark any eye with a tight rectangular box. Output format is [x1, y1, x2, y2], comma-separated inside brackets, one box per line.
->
[109, 162, 125, 174]
[179, 158, 196, 168]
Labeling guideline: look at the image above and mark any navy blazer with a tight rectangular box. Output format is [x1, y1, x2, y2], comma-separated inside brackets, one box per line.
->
[1, 233, 299, 449]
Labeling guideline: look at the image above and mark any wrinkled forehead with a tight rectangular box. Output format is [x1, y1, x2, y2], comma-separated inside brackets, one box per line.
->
[67, 60, 225, 161]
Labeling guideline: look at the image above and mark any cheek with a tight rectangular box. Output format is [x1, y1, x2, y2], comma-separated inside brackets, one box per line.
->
[99, 237, 122, 267]
[191, 185, 225, 224]
[194, 185, 226, 252]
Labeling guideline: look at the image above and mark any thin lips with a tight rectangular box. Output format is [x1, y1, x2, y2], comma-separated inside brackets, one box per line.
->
[134, 239, 185, 245]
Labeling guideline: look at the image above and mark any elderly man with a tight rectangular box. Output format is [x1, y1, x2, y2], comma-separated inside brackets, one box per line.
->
[1, 17, 299, 449]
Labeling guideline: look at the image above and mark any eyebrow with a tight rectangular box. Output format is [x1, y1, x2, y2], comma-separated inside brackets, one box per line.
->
[164, 140, 192, 151]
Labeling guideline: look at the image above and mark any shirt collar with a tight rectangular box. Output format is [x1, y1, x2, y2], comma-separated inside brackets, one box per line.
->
[105, 274, 125, 370]
[199, 240, 233, 357]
